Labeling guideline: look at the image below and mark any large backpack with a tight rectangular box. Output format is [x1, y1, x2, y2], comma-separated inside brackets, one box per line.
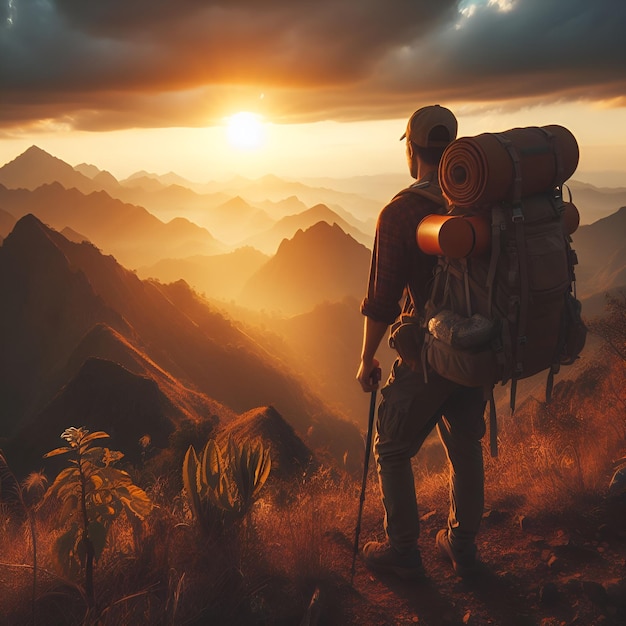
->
[411, 125, 587, 456]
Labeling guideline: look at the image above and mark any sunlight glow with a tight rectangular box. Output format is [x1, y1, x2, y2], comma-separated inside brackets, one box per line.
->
[226, 111, 266, 151]
[1, 102, 624, 187]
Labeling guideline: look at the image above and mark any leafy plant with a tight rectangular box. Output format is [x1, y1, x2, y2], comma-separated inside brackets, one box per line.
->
[183, 436, 271, 533]
[43, 427, 153, 608]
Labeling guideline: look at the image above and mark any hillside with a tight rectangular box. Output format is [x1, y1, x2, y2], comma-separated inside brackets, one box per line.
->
[0, 146, 100, 194]
[255, 195, 308, 219]
[239, 221, 371, 316]
[0, 207, 16, 239]
[0, 182, 225, 267]
[240, 203, 372, 254]
[217, 173, 382, 222]
[138, 246, 269, 301]
[0, 215, 363, 474]
[572, 206, 626, 311]
[266, 297, 395, 424]
[206, 195, 275, 244]
[216, 405, 315, 482]
[0, 148, 383, 233]
[568, 180, 626, 224]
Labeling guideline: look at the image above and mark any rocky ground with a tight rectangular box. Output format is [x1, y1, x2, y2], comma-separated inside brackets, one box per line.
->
[298, 493, 626, 626]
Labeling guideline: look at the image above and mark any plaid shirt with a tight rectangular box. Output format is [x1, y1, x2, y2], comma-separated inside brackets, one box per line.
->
[361, 187, 439, 325]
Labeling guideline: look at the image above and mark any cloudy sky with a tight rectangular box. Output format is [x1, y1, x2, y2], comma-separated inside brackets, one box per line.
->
[1, 0, 625, 184]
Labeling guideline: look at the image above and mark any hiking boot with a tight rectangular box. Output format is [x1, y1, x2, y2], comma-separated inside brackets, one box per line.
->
[362, 541, 424, 580]
[436, 529, 477, 578]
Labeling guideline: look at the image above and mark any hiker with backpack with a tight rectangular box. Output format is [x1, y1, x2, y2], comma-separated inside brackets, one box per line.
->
[356, 105, 586, 581]
[356, 105, 487, 579]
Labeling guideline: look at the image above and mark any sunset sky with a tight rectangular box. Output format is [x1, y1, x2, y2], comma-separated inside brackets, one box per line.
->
[1, 0, 625, 185]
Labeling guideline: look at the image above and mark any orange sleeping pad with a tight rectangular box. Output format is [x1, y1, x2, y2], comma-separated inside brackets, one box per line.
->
[438, 125, 579, 207]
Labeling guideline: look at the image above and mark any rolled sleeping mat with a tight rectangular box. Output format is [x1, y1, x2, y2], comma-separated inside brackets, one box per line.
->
[439, 125, 579, 207]
[417, 214, 491, 259]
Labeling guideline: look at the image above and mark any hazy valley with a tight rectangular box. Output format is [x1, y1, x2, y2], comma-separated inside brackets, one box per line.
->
[1, 144, 625, 448]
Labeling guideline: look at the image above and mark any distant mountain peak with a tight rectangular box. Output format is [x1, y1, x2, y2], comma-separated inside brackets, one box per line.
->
[239, 218, 369, 315]
[0, 145, 97, 193]
[273, 220, 350, 256]
[17, 147, 78, 173]
[257, 174, 284, 184]
[125, 170, 156, 181]
[290, 220, 347, 241]
[301, 204, 340, 221]
[220, 195, 251, 209]
[74, 162, 102, 179]
[13, 145, 64, 165]
[3, 215, 96, 280]
[23, 145, 50, 156]
[223, 405, 314, 481]
[8, 212, 50, 240]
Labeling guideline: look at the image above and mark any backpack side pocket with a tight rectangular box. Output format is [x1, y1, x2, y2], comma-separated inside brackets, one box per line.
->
[560, 293, 587, 365]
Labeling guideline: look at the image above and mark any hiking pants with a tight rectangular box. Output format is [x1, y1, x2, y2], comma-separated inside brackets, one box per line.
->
[374, 359, 486, 553]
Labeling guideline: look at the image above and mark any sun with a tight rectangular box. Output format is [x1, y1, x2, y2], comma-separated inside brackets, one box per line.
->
[226, 111, 266, 151]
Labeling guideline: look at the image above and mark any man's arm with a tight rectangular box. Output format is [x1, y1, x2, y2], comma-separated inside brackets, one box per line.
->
[356, 316, 388, 392]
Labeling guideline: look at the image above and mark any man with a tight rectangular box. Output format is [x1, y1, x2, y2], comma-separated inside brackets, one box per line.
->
[356, 105, 487, 580]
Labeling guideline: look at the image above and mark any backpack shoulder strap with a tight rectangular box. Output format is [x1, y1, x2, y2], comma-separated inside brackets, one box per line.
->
[393, 180, 450, 213]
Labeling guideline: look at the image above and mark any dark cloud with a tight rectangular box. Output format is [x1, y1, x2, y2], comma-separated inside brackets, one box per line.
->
[0, 0, 624, 131]
[387, 0, 626, 101]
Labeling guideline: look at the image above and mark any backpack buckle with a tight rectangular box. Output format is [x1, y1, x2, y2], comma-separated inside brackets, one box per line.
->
[512, 205, 524, 222]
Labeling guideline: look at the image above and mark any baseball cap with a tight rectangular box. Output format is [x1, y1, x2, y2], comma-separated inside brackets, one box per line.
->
[400, 105, 458, 148]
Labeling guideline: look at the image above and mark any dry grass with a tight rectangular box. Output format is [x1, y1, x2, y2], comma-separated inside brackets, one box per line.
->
[484, 356, 625, 515]
[1, 352, 624, 624]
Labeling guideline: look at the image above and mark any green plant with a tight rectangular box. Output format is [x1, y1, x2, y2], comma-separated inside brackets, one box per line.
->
[183, 436, 271, 533]
[43, 427, 153, 608]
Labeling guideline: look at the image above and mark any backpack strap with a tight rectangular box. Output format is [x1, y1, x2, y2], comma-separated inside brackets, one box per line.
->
[494, 133, 529, 412]
[397, 179, 449, 386]
[486, 207, 506, 314]
[393, 179, 450, 212]
[460, 257, 472, 317]
[539, 126, 564, 187]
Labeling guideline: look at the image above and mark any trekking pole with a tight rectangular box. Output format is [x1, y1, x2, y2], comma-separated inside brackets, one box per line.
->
[350, 365, 382, 585]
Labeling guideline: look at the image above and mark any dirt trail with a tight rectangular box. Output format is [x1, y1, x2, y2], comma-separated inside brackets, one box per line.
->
[318, 496, 626, 626]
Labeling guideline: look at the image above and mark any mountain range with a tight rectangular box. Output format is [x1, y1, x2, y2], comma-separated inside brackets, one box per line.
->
[238, 202, 372, 254]
[0, 146, 380, 232]
[238, 221, 371, 316]
[0, 182, 224, 268]
[139, 247, 269, 301]
[570, 206, 626, 315]
[0, 145, 625, 464]
[0, 214, 363, 476]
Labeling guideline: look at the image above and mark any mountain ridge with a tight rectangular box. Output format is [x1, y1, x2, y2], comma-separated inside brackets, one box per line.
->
[0, 146, 382, 226]
[573, 206, 626, 312]
[0, 215, 363, 475]
[0, 182, 225, 267]
[239, 221, 371, 316]
[238, 203, 372, 254]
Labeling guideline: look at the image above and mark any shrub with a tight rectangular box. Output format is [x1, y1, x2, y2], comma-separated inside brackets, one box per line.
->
[182, 436, 271, 535]
[43, 427, 153, 608]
